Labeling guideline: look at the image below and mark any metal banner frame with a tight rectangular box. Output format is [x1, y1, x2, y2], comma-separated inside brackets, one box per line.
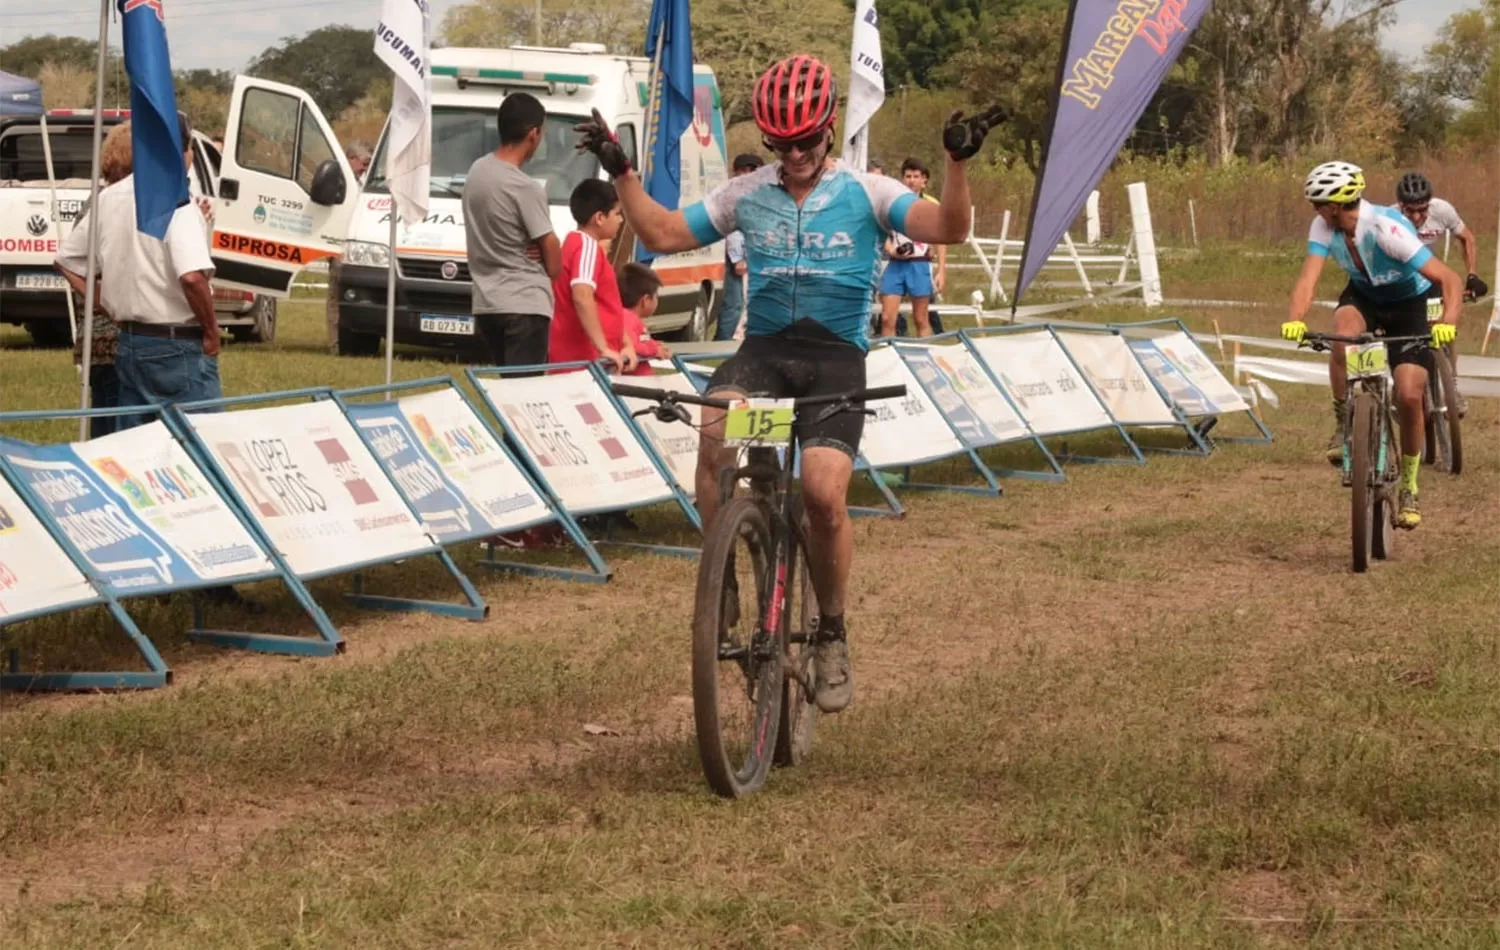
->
[174, 388, 487, 627]
[466, 363, 702, 558]
[1111, 317, 1275, 445]
[961, 325, 1147, 467]
[666, 354, 907, 519]
[1050, 324, 1213, 457]
[332, 377, 611, 584]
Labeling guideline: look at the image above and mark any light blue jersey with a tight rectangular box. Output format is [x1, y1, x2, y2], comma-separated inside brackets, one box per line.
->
[684, 162, 917, 349]
[1308, 200, 1433, 303]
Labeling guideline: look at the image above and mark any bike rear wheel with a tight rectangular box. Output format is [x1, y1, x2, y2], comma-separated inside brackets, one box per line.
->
[692, 496, 783, 798]
[1372, 407, 1398, 561]
[1350, 393, 1376, 573]
[1432, 349, 1463, 475]
[774, 497, 818, 768]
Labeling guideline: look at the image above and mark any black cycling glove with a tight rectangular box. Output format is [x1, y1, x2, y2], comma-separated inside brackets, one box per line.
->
[942, 106, 1007, 162]
[575, 108, 633, 178]
[1466, 272, 1488, 300]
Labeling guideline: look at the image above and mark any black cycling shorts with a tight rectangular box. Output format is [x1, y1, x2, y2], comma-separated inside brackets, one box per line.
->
[706, 320, 867, 458]
[1337, 284, 1433, 372]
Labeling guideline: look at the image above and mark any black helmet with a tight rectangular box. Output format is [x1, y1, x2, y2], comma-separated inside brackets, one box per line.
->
[1396, 172, 1431, 204]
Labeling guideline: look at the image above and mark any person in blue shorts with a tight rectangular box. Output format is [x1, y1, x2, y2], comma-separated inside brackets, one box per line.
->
[1281, 161, 1465, 530]
[879, 158, 947, 337]
[576, 55, 1003, 713]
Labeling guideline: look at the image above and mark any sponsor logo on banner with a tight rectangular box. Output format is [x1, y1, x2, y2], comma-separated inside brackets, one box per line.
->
[1055, 331, 1178, 426]
[0, 477, 97, 618]
[314, 438, 380, 505]
[969, 333, 1113, 437]
[860, 347, 966, 467]
[1129, 339, 1214, 416]
[575, 403, 629, 460]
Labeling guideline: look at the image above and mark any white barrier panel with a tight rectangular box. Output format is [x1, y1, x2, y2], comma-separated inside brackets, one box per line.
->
[186, 400, 433, 578]
[1054, 331, 1178, 426]
[1151, 330, 1249, 413]
[1128, 340, 1216, 416]
[2, 422, 275, 590]
[897, 343, 1029, 447]
[615, 372, 703, 499]
[476, 372, 676, 515]
[860, 346, 966, 468]
[0, 474, 96, 619]
[346, 388, 553, 539]
[967, 331, 1114, 436]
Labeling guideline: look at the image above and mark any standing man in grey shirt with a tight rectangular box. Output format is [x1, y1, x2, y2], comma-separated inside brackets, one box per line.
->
[462, 93, 562, 372]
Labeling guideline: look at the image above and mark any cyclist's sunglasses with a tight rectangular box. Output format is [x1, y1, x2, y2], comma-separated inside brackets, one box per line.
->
[1311, 199, 1358, 211]
[1401, 202, 1430, 215]
[763, 131, 827, 155]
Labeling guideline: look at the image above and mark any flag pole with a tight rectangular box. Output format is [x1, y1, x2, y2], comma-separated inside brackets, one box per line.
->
[77, 0, 110, 441]
[385, 211, 397, 386]
[629, 24, 665, 264]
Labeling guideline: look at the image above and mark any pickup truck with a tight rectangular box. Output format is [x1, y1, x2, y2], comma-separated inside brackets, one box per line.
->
[0, 112, 277, 347]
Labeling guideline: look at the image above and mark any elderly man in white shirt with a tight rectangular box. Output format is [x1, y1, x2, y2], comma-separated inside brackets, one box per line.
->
[57, 111, 220, 431]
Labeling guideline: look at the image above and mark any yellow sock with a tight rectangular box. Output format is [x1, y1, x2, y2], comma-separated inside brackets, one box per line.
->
[1401, 454, 1421, 495]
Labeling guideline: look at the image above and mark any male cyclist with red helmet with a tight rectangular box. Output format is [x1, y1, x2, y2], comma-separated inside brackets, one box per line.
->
[1281, 161, 1465, 530]
[577, 55, 1002, 713]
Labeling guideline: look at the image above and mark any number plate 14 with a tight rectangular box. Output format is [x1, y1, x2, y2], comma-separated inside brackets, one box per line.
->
[723, 400, 794, 447]
[1345, 342, 1388, 380]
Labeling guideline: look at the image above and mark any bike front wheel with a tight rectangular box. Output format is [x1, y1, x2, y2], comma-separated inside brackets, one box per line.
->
[691, 496, 783, 798]
[1432, 348, 1463, 475]
[774, 496, 818, 768]
[1350, 393, 1376, 573]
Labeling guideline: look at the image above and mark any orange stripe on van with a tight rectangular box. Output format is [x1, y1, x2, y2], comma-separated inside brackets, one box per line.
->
[213, 231, 337, 266]
[654, 262, 725, 286]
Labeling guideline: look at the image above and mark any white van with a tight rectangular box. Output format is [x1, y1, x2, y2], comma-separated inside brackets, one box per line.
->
[210, 43, 731, 356]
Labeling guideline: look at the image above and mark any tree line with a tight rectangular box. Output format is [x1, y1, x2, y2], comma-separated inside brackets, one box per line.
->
[4, 0, 1494, 171]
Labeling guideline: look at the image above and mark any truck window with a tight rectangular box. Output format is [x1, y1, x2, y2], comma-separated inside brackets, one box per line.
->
[366, 106, 600, 206]
[237, 87, 299, 179]
[0, 126, 101, 181]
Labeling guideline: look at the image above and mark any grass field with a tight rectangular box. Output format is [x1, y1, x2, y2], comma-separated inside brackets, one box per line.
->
[1, 245, 1498, 947]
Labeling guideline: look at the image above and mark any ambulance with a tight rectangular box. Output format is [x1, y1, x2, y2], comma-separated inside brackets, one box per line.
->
[211, 43, 731, 356]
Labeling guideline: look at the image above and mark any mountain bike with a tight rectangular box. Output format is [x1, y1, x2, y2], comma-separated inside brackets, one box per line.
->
[1300, 331, 1429, 573]
[1422, 297, 1465, 474]
[612, 380, 906, 798]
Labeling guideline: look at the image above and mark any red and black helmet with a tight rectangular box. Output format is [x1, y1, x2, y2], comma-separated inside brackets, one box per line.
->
[752, 55, 838, 141]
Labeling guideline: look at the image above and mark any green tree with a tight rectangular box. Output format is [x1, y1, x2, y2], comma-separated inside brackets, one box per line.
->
[1427, 0, 1499, 146]
[246, 26, 386, 120]
[694, 0, 851, 125]
[0, 34, 105, 78]
[441, 0, 645, 51]
[875, 0, 983, 90]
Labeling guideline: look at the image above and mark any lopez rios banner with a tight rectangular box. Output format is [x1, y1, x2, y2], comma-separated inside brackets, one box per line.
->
[1014, 0, 1207, 304]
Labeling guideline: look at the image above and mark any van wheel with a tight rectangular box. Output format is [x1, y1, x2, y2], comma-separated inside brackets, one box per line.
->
[670, 284, 715, 342]
[338, 324, 380, 357]
[246, 296, 277, 343]
[24, 320, 73, 348]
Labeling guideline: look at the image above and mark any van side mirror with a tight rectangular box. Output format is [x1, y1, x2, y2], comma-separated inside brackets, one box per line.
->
[309, 159, 346, 206]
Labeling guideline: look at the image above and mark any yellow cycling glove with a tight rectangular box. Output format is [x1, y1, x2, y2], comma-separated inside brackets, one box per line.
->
[1430, 322, 1457, 347]
[1280, 320, 1308, 343]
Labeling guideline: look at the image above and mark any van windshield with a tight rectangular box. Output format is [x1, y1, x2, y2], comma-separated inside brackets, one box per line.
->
[365, 107, 599, 205]
[0, 126, 108, 181]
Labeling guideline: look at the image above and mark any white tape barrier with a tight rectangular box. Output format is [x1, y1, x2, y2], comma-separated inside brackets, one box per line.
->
[897, 342, 1029, 448]
[186, 400, 433, 578]
[1054, 331, 1179, 426]
[1235, 354, 1500, 399]
[615, 372, 703, 499]
[861, 346, 966, 467]
[347, 387, 554, 539]
[476, 372, 677, 515]
[0, 474, 97, 619]
[967, 331, 1115, 436]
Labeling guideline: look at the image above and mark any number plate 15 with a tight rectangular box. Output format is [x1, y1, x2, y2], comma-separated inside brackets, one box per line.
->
[723, 400, 794, 447]
[1345, 342, 1388, 380]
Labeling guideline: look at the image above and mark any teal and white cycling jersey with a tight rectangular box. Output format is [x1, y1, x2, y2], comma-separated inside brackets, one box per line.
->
[1308, 199, 1433, 303]
[683, 160, 917, 350]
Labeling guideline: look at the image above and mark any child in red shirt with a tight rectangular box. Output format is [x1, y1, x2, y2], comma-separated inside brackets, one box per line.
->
[616, 263, 672, 376]
[549, 179, 635, 373]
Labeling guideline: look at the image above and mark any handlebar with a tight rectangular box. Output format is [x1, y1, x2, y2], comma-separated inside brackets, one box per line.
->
[1300, 331, 1431, 352]
[610, 383, 908, 410]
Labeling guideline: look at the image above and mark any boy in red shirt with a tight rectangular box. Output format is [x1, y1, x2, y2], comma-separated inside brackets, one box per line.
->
[617, 263, 672, 376]
[549, 179, 636, 372]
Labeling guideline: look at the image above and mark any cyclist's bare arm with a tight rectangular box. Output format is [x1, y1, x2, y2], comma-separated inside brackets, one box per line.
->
[1419, 256, 1465, 325]
[1288, 254, 1326, 323]
[902, 157, 972, 246]
[1454, 226, 1479, 277]
[614, 170, 704, 255]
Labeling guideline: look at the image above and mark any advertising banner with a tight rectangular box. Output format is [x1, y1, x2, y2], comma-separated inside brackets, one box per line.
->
[184, 400, 434, 578]
[346, 388, 552, 540]
[0, 473, 97, 619]
[1149, 330, 1249, 413]
[1055, 330, 1177, 425]
[860, 346, 966, 467]
[475, 373, 676, 515]
[614, 372, 703, 498]
[897, 343, 1029, 448]
[966, 331, 1115, 436]
[1, 422, 274, 593]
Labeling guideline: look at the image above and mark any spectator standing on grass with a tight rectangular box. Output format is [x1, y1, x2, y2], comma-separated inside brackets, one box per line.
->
[618, 262, 671, 376]
[462, 93, 561, 372]
[549, 179, 635, 372]
[55, 122, 131, 439]
[56, 111, 221, 431]
[714, 152, 763, 341]
[879, 157, 947, 338]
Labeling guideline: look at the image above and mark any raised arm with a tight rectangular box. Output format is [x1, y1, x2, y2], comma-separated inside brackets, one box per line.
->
[576, 109, 705, 256]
